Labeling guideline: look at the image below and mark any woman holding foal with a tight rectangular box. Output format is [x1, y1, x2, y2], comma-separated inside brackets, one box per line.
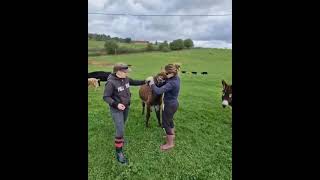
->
[146, 64, 181, 151]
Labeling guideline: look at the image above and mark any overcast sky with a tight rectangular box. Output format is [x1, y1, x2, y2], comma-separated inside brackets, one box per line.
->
[88, 0, 232, 48]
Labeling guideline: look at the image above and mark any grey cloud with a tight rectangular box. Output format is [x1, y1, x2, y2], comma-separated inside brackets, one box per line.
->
[88, 0, 232, 48]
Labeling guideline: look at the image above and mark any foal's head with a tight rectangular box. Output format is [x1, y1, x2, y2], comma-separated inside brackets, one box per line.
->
[153, 72, 167, 87]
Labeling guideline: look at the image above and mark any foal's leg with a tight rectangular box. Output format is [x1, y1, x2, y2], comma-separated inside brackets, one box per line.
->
[145, 95, 152, 127]
[146, 104, 151, 128]
[142, 102, 145, 115]
[154, 105, 161, 127]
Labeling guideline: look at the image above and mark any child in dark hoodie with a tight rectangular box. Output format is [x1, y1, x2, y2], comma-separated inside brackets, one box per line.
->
[103, 63, 146, 164]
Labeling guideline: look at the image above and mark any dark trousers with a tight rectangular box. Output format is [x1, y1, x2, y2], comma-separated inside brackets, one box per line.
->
[162, 101, 179, 135]
[110, 106, 130, 138]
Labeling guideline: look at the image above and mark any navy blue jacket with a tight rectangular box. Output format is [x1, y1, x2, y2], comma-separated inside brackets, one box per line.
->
[151, 75, 180, 104]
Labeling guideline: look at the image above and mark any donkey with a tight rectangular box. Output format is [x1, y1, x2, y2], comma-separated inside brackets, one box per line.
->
[139, 72, 167, 127]
[222, 80, 232, 108]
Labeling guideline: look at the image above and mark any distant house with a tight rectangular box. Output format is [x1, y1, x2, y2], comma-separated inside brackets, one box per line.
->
[132, 40, 149, 44]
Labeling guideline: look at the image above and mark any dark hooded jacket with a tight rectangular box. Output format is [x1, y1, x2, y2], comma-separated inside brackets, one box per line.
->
[103, 73, 145, 108]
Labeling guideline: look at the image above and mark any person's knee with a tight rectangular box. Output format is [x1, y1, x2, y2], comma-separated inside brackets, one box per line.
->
[115, 121, 125, 137]
[165, 127, 174, 135]
[170, 121, 174, 129]
[115, 130, 124, 138]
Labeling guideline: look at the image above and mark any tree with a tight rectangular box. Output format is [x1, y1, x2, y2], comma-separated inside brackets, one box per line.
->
[162, 46, 170, 52]
[159, 40, 169, 51]
[146, 43, 154, 51]
[163, 40, 168, 47]
[104, 40, 119, 54]
[112, 37, 120, 42]
[159, 43, 164, 50]
[124, 38, 131, 43]
[184, 39, 194, 49]
[169, 39, 184, 50]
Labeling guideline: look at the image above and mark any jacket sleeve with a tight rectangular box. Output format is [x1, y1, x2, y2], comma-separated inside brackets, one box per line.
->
[151, 81, 174, 95]
[128, 78, 146, 86]
[103, 81, 119, 108]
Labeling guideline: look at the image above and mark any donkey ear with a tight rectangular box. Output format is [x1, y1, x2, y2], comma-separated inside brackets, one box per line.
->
[160, 66, 165, 72]
[222, 80, 226, 86]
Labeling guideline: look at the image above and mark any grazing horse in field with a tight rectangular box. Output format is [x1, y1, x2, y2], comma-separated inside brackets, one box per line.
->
[139, 72, 167, 127]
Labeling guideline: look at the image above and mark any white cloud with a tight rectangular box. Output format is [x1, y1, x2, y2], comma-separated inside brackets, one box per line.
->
[88, 0, 232, 48]
[194, 40, 232, 49]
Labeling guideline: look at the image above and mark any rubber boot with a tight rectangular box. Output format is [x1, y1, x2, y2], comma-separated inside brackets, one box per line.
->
[160, 128, 175, 151]
[115, 147, 128, 164]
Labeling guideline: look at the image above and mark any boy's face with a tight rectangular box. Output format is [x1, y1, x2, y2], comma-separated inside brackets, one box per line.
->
[116, 70, 129, 78]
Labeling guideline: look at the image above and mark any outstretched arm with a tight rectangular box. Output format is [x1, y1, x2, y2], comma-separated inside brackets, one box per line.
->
[129, 78, 146, 86]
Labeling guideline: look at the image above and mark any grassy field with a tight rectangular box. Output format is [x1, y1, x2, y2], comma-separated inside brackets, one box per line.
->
[88, 44, 232, 179]
[88, 39, 105, 49]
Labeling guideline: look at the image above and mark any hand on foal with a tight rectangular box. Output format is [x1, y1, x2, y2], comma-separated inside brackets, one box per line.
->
[145, 76, 153, 82]
[145, 76, 155, 86]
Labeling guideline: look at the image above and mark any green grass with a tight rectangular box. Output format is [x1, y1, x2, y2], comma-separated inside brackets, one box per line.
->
[119, 42, 153, 50]
[88, 40, 105, 49]
[88, 45, 232, 179]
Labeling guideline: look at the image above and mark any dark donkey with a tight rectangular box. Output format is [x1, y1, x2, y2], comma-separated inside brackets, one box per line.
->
[222, 80, 232, 108]
[139, 72, 167, 127]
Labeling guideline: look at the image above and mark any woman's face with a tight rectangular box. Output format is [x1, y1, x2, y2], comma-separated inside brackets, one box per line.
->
[166, 72, 174, 78]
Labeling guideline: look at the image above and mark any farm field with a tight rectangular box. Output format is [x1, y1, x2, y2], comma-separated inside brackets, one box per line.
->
[88, 40, 232, 179]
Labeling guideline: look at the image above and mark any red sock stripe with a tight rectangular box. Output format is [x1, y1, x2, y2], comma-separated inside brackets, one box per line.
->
[115, 138, 124, 148]
[115, 142, 123, 148]
[115, 139, 124, 143]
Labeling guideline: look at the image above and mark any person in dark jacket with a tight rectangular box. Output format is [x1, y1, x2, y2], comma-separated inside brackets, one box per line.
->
[146, 63, 181, 151]
[103, 63, 146, 164]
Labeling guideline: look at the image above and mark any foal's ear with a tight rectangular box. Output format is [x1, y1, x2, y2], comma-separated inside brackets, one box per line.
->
[222, 80, 227, 87]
